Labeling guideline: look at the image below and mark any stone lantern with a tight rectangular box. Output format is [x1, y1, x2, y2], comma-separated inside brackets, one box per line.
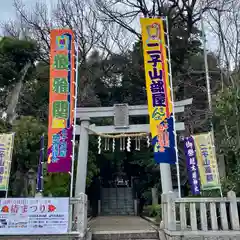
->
[27, 168, 36, 197]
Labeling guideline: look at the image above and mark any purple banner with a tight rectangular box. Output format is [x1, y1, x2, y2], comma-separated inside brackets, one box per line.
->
[47, 127, 73, 173]
[184, 136, 201, 195]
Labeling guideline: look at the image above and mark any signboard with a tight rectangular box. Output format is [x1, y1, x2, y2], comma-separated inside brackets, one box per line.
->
[47, 29, 75, 172]
[0, 198, 69, 235]
[140, 18, 176, 164]
[193, 132, 221, 190]
[0, 133, 14, 191]
[184, 136, 201, 195]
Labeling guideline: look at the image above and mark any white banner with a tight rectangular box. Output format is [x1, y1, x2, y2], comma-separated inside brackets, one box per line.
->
[0, 198, 69, 235]
[0, 133, 14, 191]
[193, 132, 221, 190]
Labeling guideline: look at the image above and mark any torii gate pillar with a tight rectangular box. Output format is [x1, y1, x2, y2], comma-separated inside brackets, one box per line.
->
[75, 117, 90, 195]
[160, 164, 173, 193]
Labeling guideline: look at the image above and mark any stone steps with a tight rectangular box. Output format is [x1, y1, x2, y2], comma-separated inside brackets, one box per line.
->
[101, 203, 134, 206]
[92, 231, 159, 240]
[101, 213, 135, 216]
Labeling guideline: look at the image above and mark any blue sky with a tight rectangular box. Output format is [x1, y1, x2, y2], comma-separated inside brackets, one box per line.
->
[1, 1, 16, 22]
[0, 0, 56, 35]
[0, 0, 35, 22]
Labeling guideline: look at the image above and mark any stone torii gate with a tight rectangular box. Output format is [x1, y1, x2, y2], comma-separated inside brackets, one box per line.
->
[74, 98, 192, 198]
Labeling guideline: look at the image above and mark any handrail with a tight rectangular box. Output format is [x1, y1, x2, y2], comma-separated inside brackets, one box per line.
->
[161, 191, 240, 234]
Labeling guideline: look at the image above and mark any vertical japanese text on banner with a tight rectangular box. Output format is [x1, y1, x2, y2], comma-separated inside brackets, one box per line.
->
[0, 134, 14, 191]
[140, 18, 176, 164]
[194, 132, 221, 190]
[184, 136, 201, 195]
[47, 30, 75, 173]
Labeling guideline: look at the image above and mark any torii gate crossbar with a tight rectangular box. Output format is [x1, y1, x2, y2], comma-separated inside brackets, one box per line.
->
[74, 98, 192, 197]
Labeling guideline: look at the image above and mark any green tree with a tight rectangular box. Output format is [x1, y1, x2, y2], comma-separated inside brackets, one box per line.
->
[18, 62, 49, 121]
[44, 173, 70, 197]
[0, 37, 38, 116]
[10, 116, 46, 196]
[0, 37, 37, 87]
[213, 85, 240, 192]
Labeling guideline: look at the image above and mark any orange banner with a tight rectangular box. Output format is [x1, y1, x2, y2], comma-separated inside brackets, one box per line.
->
[47, 29, 75, 172]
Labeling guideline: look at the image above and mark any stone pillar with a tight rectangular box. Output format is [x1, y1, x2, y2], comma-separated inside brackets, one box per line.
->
[151, 187, 158, 205]
[159, 164, 173, 193]
[134, 199, 138, 216]
[75, 118, 90, 196]
[228, 191, 240, 230]
[98, 200, 101, 215]
[27, 169, 36, 197]
[75, 193, 88, 237]
[161, 192, 176, 231]
[218, 154, 226, 178]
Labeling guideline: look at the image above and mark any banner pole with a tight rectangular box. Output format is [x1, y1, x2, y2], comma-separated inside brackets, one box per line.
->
[68, 32, 79, 232]
[200, 9, 223, 197]
[41, 134, 44, 194]
[36, 134, 44, 196]
[70, 35, 79, 198]
[164, 17, 181, 198]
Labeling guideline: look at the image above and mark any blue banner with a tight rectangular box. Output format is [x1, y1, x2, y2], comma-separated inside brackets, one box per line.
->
[184, 136, 201, 195]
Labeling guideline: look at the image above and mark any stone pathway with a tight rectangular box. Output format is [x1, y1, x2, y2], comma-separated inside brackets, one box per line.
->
[89, 216, 157, 233]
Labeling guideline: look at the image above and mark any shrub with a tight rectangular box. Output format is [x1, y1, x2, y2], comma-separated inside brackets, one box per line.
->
[143, 204, 161, 218]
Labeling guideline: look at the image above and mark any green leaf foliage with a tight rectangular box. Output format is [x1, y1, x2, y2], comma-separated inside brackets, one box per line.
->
[0, 37, 38, 87]
[11, 116, 46, 171]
